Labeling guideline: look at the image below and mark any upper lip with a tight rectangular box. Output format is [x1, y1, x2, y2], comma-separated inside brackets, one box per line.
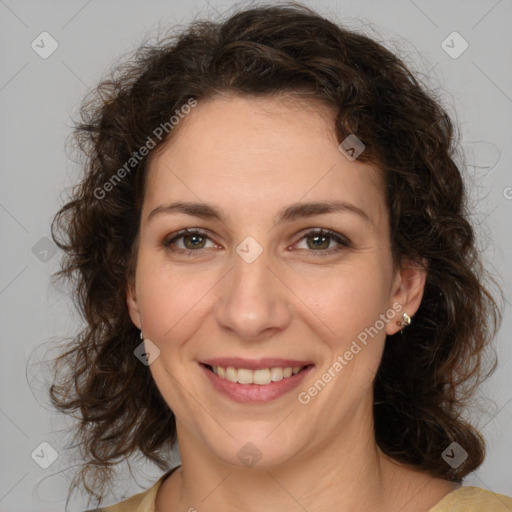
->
[200, 357, 314, 370]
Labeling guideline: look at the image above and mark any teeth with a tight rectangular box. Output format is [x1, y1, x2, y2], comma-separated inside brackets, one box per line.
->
[270, 367, 283, 381]
[226, 367, 237, 382]
[210, 365, 306, 385]
[237, 368, 254, 384]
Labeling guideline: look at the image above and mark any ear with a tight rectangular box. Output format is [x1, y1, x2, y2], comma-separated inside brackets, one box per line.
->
[385, 257, 427, 336]
[126, 278, 142, 330]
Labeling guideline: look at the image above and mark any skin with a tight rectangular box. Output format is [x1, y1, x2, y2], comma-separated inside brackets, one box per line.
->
[126, 94, 458, 511]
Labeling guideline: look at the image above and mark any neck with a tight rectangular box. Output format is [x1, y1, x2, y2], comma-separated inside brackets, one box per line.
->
[156, 397, 455, 512]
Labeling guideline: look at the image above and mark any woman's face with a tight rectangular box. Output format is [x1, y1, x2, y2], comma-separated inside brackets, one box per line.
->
[127, 94, 425, 468]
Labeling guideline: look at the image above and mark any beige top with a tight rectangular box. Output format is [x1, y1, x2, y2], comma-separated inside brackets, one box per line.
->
[91, 467, 512, 512]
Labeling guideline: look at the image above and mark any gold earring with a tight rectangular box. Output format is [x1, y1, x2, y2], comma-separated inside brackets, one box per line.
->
[397, 313, 411, 327]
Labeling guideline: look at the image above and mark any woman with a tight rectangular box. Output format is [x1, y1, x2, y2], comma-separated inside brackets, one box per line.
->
[49, 3, 512, 511]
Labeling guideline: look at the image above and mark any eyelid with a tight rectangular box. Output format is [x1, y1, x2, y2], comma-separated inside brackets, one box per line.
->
[163, 228, 219, 249]
[290, 228, 352, 253]
[162, 227, 352, 256]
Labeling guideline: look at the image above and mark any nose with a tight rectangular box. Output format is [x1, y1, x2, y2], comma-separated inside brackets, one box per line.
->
[214, 247, 292, 341]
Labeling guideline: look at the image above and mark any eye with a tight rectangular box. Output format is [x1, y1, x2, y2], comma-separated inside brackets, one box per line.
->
[162, 229, 218, 253]
[293, 228, 351, 255]
[162, 227, 351, 256]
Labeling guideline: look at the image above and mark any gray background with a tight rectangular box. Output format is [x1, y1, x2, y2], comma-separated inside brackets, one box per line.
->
[1, 0, 511, 510]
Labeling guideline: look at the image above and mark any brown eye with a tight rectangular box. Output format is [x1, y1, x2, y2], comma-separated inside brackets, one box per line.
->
[163, 229, 216, 252]
[306, 233, 331, 250]
[294, 228, 352, 255]
[182, 233, 207, 249]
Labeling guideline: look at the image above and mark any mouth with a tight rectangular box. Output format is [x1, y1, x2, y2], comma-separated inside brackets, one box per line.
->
[199, 360, 314, 403]
[201, 363, 313, 385]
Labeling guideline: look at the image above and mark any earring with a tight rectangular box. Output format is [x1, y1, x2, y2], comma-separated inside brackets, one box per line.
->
[140, 330, 144, 340]
[397, 313, 411, 327]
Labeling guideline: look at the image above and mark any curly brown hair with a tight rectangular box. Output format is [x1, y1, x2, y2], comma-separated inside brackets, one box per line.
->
[49, 2, 502, 506]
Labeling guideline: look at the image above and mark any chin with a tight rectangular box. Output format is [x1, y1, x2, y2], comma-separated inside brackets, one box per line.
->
[206, 428, 301, 470]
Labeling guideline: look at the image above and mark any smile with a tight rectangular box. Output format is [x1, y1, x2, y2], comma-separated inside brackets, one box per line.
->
[199, 361, 314, 403]
[207, 365, 306, 385]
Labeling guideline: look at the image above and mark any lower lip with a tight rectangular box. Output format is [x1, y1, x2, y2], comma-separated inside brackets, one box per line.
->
[200, 364, 314, 403]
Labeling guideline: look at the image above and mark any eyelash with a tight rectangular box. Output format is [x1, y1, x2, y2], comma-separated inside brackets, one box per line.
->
[162, 228, 352, 257]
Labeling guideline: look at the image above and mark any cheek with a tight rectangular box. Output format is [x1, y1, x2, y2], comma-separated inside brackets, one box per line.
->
[134, 245, 394, 355]
[134, 254, 219, 343]
[291, 261, 393, 345]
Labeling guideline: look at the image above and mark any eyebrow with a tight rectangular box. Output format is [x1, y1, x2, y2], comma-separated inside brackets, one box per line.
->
[147, 200, 371, 225]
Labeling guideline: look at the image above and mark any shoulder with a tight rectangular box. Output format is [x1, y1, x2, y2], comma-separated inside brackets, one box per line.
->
[83, 485, 157, 512]
[429, 486, 512, 511]
[83, 467, 177, 512]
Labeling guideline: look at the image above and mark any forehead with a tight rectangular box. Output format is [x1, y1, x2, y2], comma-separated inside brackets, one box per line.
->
[143, 94, 387, 228]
